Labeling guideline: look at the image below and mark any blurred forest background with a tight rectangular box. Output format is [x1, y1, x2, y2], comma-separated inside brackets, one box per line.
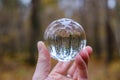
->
[0, 0, 120, 80]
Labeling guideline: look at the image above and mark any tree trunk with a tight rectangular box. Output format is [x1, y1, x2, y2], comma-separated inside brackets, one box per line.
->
[92, 0, 101, 58]
[105, 0, 116, 63]
[29, 0, 42, 65]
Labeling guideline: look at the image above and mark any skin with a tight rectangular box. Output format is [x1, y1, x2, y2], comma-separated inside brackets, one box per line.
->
[32, 41, 92, 80]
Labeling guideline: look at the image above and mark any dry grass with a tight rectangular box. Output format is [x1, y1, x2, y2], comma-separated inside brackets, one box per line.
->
[89, 58, 120, 80]
[0, 54, 120, 80]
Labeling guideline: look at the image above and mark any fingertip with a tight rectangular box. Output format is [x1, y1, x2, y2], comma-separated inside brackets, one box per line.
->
[37, 41, 44, 48]
[37, 41, 50, 59]
[37, 41, 47, 52]
[85, 46, 93, 56]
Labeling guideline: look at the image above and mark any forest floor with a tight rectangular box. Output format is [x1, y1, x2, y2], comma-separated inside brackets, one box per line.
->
[0, 54, 120, 80]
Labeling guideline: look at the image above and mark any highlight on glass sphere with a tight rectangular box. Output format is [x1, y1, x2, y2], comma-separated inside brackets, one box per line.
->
[44, 18, 86, 62]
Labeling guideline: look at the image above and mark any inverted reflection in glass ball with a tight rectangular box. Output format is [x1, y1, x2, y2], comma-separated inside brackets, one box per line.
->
[44, 18, 86, 62]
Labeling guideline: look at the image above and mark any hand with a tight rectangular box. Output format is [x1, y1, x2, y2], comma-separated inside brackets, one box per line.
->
[32, 41, 92, 80]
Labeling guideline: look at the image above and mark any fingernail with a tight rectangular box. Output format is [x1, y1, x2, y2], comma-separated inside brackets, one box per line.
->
[37, 41, 43, 52]
[86, 46, 93, 54]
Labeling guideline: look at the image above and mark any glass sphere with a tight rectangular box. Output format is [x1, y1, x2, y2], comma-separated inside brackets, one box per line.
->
[44, 18, 86, 62]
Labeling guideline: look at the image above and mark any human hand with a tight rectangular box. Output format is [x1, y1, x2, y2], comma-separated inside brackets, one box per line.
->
[32, 41, 92, 80]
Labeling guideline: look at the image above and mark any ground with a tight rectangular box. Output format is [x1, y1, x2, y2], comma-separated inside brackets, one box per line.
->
[0, 54, 120, 80]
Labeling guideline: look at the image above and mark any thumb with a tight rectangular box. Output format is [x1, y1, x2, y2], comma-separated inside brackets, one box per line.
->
[32, 41, 51, 80]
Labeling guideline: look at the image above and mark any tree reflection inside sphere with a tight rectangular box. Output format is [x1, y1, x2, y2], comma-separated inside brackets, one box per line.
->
[44, 18, 86, 62]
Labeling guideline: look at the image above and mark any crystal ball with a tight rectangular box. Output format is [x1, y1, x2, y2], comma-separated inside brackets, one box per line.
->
[44, 18, 86, 62]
